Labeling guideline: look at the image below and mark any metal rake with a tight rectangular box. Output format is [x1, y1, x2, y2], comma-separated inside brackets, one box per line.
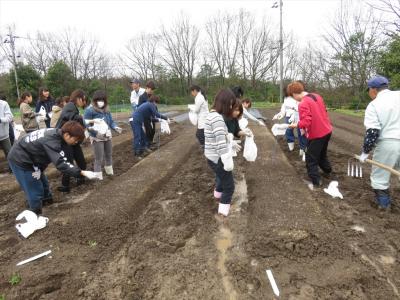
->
[347, 157, 363, 178]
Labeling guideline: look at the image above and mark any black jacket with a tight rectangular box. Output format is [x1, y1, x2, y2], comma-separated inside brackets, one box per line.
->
[56, 102, 83, 128]
[224, 117, 241, 138]
[138, 92, 150, 107]
[35, 97, 55, 119]
[8, 128, 81, 177]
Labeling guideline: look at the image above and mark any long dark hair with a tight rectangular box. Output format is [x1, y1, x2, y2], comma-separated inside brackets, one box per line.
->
[92, 90, 108, 108]
[190, 84, 207, 100]
[38, 87, 50, 101]
[17, 91, 32, 106]
[212, 89, 236, 117]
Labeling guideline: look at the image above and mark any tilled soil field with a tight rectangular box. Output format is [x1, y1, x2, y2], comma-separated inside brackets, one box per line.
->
[0, 109, 399, 299]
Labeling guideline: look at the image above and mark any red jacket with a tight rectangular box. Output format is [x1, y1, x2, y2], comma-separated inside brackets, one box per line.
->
[298, 93, 332, 140]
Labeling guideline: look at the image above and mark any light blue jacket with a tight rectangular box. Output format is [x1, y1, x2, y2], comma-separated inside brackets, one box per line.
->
[0, 100, 13, 141]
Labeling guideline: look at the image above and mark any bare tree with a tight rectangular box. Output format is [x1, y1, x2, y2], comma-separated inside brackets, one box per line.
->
[368, 0, 400, 34]
[120, 33, 159, 81]
[161, 14, 199, 94]
[205, 12, 241, 83]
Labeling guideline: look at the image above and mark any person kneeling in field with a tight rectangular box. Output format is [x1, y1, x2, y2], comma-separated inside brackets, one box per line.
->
[84, 90, 122, 180]
[131, 95, 169, 158]
[287, 81, 332, 188]
[7, 121, 98, 215]
[205, 89, 236, 217]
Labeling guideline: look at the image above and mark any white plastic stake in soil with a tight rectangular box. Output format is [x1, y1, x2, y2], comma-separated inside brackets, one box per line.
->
[16, 250, 51, 266]
[266, 269, 280, 297]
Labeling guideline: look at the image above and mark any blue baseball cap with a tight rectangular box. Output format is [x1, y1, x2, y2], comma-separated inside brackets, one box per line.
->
[130, 78, 141, 84]
[367, 76, 389, 89]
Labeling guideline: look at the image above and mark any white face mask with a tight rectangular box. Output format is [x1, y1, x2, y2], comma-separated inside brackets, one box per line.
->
[97, 101, 105, 108]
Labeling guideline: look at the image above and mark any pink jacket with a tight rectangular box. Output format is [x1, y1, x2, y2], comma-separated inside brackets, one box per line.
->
[298, 93, 332, 140]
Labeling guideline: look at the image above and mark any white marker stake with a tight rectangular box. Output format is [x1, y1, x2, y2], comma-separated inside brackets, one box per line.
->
[16, 250, 52, 266]
[266, 269, 280, 297]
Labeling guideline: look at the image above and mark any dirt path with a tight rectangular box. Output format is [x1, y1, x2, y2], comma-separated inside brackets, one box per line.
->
[1, 108, 399, 299]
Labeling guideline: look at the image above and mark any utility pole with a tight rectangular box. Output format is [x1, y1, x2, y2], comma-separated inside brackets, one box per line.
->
[4, 27, 20, 99]
[279, 0, 283, 103]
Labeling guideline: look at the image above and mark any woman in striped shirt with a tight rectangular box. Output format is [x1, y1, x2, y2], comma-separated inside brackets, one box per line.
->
[204, 89, 236, 217]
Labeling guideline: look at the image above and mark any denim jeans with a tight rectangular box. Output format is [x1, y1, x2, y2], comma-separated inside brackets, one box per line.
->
[9, 161, 51, 211]
[207, 159, 234, 204]
[285, 117, 307, 150]
[131, 103, 138, 112]
[131, 118, 147, 154]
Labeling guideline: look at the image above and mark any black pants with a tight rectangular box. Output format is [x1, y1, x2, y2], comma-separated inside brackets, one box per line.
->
[305, 133, 332, 185]
[8, 123, 15, 145]
[144, 119, 155, 145]
[196, 129, 205, 149]
[61, 144, 87, 187]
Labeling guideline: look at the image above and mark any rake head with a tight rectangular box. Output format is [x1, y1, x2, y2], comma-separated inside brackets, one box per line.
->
[347, 158, 363, 178]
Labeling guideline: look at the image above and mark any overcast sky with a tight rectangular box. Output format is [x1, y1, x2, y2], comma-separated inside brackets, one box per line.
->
[0, 0, 362, 56]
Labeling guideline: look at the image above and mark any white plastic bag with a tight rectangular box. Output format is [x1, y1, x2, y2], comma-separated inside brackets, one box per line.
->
[271, 123, 289, 136]
[92, 119, 109, 135]
[160, 119, 171, 134]
[238, 118, 248, 130]
[188, 104, 198, 126]
[243, 136, 257, 162]
[15, 210, 49, 238]
[14, 124, 25, 140]
[35, 106, 47, 123]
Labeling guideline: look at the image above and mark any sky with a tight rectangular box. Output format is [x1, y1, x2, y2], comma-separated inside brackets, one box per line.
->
[0, 0, 352, 56]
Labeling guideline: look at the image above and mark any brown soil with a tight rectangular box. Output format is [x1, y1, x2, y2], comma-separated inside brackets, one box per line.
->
[0, 109, 399, 299]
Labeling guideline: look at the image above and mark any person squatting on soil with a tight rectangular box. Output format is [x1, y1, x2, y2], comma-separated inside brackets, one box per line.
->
[131, 95, 168, 158]
[7, 121, 98, 215]
[84, 90, 122, 180]
[18, 91, 40, 133]
[190, 85, 209, 148]
[35, 87, 55, 128]
[358, 75, 400, 209]
[204, 88, 236, 217]
[50, 96, 69, 128]
[288, 81, 332, 187]
[0, 98, 13, 166]
[272, 87, 307, 156]
[55, 89, 88, 193]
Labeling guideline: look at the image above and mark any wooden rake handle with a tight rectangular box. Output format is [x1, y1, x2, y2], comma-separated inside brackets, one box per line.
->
[354, 154, 400, 177]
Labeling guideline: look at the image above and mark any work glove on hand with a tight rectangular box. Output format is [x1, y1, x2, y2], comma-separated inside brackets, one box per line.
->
[243, 128, 253, 137]
[221, 152, 234, 171]
[358, 152, 369, 163]
[81, 170, 98, 180]
[32, 166, 41, 180]
[232, 140, 242, 152]
[272, 112, 283, 120]
[114, 126, 122, 134]
[258, 120, 266, 126]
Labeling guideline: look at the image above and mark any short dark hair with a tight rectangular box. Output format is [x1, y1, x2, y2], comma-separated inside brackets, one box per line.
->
[92, 90, 108, 107]
[39, 87, 50, 100]
[190, 85, 201, 92]
[231, 86, 244, 98]
[70, 89, 86, 104]
[61, 120, 85, 142]
[146, 81, 156, 90]
[55, 96, 69, 108]
[231, 98, 243, 118]
[212, 89, 236, 117]
[242, 98, 252, 108]
[149, 95, 160, 103]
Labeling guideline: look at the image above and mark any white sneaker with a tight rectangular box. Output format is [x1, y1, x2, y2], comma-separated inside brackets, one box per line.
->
[302, 153, 306, 162]
[288, 142, 295, 151]
[299, 149, 304, 156]
[218, 203, 231, 216]
[104, 165, 114, 176]
[95, 172, 103, 180]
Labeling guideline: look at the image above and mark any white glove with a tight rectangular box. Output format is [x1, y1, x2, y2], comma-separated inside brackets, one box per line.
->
[114, 126, 122, 134]
[32, 166, 41, 180]
[81, 170, 98, 180]
[258, 120, 266, 126]
[221, 152, 234, 171]
[84, 130, 90, 139]
[227, 133, 234, 143]
[272, 112, 283, 120]
[243, 128, 253, 137]
[232, 140, 242, 152]
[358, 152, 369, 163]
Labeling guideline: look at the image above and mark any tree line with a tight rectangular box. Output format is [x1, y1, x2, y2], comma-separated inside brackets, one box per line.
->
[1, 0, 399, 108]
